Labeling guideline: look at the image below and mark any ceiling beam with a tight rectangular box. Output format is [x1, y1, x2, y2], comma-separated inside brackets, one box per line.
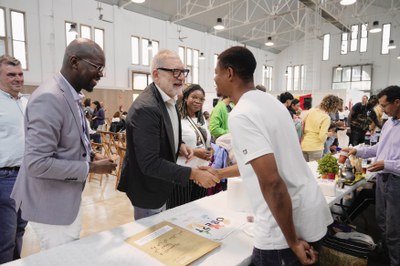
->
[299, 0, 351, 32]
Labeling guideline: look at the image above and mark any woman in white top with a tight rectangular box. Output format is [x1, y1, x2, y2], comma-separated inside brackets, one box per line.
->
[166, 84, 213, 209]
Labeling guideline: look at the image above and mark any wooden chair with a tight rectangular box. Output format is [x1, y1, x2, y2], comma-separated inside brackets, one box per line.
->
[88, 142, 106, 186]
[117, 132, 126, 148]
[98, 130, 119, 162]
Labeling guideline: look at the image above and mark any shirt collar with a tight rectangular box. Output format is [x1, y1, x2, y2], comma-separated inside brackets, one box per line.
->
[154, 83, 176, 105]
[59, 73, 82, 102]
[0, 88, 22, 100]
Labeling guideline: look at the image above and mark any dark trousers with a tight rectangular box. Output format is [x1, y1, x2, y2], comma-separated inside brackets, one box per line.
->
[346, 187, 375, 222]
[166, 181, 207, 209]
[0, 169, 27, 264]
[376, 173, 400, 266]
[251, 240, 322, 266]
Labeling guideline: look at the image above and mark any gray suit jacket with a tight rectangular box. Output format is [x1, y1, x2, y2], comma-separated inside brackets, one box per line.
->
[11, 73, 89, 225]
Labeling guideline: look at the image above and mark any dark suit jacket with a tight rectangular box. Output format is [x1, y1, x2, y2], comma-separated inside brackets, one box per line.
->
[117, 83, 191, 209]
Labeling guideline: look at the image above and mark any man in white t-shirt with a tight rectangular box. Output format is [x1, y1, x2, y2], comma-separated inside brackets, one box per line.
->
[209, 46, 333, 265]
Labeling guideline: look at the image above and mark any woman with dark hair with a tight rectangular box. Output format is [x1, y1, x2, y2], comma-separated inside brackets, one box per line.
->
[83, 98, 92, 116]
[91, 100, 105, 130]
[166, 84, 213, 209]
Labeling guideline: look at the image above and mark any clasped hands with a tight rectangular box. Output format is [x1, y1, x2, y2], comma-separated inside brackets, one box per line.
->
[190, 166, 221, 189]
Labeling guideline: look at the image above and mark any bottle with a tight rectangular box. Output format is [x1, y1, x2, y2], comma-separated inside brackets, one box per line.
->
[364, 130, 371, 145]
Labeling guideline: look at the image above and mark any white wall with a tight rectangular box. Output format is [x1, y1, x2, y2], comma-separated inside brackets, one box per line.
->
[0, 0, 275, 95]
[275, 5, 400, 106]
[2, 0, 399, 108]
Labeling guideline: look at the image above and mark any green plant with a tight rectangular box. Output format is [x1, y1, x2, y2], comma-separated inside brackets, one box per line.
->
[317, 154, 339, 175]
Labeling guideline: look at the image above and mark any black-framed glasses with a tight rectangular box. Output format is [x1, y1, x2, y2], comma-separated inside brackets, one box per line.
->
[157, 67, 190, 78]
[78, 57, 105, 74]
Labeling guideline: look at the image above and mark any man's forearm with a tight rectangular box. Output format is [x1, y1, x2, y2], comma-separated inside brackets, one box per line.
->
[215, 165, 240, 179]
[260, 177, 298, 248]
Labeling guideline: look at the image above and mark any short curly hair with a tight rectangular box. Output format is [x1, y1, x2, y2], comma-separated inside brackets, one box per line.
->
[319, 95, 340, 113]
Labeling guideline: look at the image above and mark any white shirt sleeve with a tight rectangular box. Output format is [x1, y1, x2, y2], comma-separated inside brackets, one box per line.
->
[230, 113, 273, 165]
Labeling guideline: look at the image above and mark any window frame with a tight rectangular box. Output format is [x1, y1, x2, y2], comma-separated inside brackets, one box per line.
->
[381, 23, 391, 55]
[0, 7, 8, 56]
[360, 23, 368, 53]
[331, 64, 372, 91]
[94, 27, 105, 51]
[341, 32, 348, 55]
[130, 70, 153, 100]
[322, 33, 330, 61]
[262, 65, 273, 91]
[286, 64, 305, 91]
[350, 24, 359, 52]
[80, 24, 92, 39]
[65, 21, 78, 47]
[10, 9, 28, 70]
[178, 46, 199, 84]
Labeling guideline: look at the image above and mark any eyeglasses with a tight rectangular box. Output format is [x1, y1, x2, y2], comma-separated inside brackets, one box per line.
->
[78, 57, 105, 74]
[189, 95, 206, 103]
[157, 67, 190, 78]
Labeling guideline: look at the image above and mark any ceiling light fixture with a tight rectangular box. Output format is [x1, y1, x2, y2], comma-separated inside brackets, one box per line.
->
[265, 36, 274, 46]
[199, 52, 205, 60]
[336, 64, 343, 71]
[340, 0, 356, 6]
[69, 23, 78, 36]
[369, 21, 382, 33]
[131, 0, 145, 3]
[397, 54, 400, 60]
[388, 40, 396, 50]
[214, 18, 225, 30]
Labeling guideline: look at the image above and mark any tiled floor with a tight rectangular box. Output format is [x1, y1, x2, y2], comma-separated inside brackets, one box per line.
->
[21, 174, 133, 257]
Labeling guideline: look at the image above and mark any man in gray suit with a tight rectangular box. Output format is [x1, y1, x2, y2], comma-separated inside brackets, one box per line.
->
[11, 38, 116, 250]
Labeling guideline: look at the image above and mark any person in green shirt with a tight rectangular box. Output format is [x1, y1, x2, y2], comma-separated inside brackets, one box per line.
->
[209, 96, 231, 139]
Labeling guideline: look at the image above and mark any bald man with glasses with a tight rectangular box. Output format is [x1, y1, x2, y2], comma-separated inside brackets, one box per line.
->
[118, 49, 219, 220]
[11, 38, 116, 250]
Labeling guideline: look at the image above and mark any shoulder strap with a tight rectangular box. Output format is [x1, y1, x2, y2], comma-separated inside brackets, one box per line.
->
[187, 116, 207, 148]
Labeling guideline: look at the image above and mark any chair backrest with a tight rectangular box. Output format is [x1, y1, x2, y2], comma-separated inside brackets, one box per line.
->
[115, 145, 127, 189]
[118, 132, 126, 148]
[98, 130, 119, 160]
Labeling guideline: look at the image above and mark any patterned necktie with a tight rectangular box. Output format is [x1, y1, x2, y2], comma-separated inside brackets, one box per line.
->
[77, 101, 92, 159]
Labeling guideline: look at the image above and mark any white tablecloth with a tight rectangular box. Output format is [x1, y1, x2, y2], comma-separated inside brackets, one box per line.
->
[5, 192, 254, 266]
[6, 163, 370, 266]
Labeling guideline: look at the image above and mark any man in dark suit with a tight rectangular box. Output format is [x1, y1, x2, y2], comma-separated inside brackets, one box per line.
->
[118, 49, 219, 220]
[11, 38, 116, 250]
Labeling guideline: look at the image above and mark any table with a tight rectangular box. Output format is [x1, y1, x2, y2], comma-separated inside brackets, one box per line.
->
[307, 161, 370, 207]
[5, 192, 254, 266]
[6, 164, 370, 266]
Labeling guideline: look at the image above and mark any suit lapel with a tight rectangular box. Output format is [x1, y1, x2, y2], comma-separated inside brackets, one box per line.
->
[55, 74, 88, 149]
[150, 84, 177, 159]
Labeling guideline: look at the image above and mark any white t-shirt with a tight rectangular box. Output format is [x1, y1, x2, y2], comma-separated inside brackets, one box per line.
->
[229, 90, 332, 250]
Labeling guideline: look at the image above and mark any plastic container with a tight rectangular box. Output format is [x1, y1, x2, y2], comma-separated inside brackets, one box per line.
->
[338, 150, 349, 164]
